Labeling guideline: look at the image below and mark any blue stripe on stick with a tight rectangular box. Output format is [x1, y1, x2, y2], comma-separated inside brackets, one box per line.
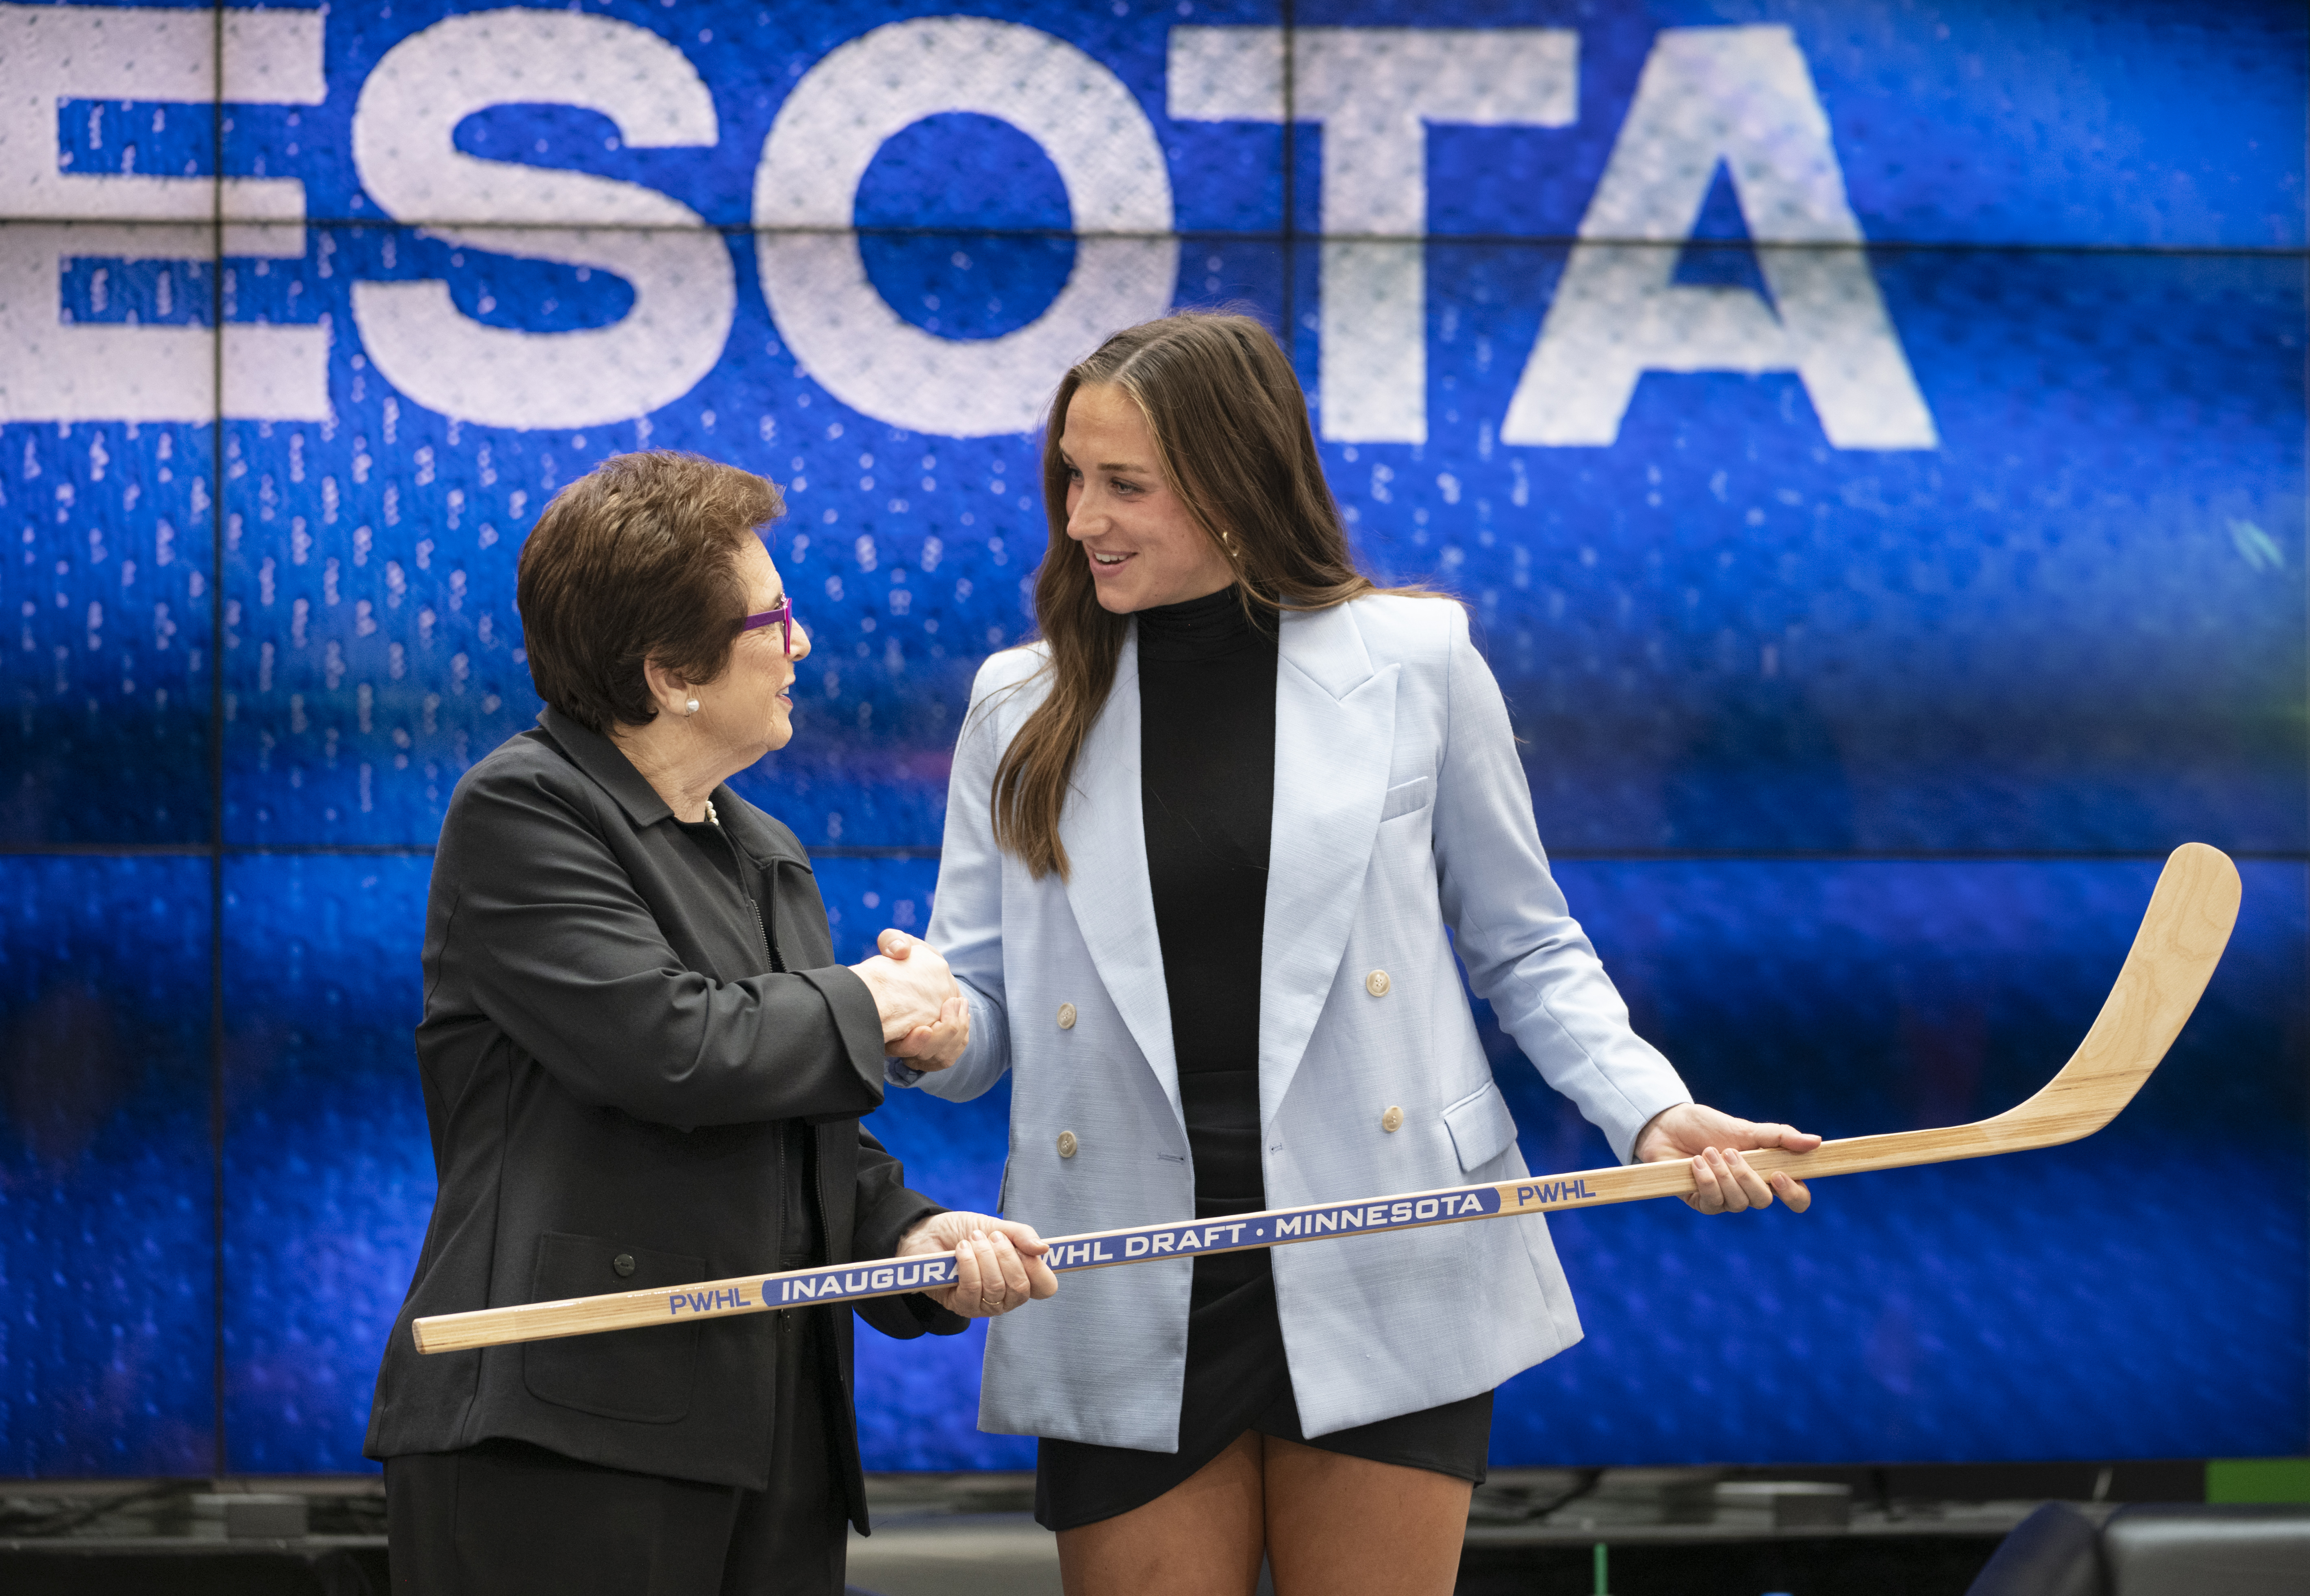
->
[710, 1256, 961, 1314]
[716, 1182, 1548, 1318]
[1079, 1186, 1506, 1269]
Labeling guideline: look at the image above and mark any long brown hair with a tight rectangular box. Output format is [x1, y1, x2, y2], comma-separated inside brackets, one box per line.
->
[989, 310, 1429, 878]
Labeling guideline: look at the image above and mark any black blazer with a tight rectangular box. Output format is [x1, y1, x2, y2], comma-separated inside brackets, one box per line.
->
[365, 708, 963, 1518]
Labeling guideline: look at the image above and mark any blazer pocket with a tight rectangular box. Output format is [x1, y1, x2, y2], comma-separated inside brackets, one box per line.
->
[1441, 1080, 1520, 1172]
[521, 1232, 706, 1425]
[1379, 776, 1434, 823]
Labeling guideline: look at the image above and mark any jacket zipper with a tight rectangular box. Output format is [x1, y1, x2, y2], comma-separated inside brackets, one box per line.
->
[749, 893, 782, 973]
[717, 823, 782, 974]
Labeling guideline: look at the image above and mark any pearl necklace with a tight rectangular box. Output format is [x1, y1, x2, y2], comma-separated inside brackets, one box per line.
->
[704, 798, 721, 826]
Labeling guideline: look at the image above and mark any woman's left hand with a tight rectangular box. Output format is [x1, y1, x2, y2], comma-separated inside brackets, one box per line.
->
[1633, 1103, 1820, 1214]
[875, 931, 972, 1070]
[895, 1211, 1060, 1317]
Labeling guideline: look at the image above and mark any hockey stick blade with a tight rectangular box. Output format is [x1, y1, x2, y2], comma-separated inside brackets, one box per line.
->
[412, 842, 2238, 1356]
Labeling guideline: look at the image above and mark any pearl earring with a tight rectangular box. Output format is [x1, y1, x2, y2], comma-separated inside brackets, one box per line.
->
[684, 697, 700, 715]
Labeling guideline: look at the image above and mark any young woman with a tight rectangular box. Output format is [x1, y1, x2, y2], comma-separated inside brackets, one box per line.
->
[898, 314, 1817, 1596]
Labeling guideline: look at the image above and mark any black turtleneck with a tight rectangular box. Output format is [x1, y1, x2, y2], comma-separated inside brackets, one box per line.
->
[1138, 586, 1279, 1295]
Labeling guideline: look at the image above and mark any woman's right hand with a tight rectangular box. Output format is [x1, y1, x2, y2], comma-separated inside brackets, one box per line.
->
[886, 990, 970, 1071]
[1633, 1102, 1817, 1214]
[849, 931, 968, 1051]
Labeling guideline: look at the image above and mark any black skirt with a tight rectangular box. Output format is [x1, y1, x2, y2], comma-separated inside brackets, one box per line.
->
[1033, 1253, 1494, 1532]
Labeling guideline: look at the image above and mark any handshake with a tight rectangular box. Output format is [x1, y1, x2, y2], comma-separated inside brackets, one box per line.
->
[847, 930, 970, 1071]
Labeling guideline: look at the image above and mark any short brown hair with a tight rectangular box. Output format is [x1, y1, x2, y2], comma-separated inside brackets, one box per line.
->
[517, 451, 783, 732]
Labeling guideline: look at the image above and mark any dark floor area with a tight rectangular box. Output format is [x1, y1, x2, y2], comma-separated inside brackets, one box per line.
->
[0, 1460, 2250, 1596]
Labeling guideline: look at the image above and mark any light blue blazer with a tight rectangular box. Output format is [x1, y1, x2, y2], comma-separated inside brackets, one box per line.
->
[901, 594, 1691, 1450]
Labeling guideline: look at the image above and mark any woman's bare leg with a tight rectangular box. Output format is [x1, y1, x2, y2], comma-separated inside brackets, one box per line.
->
[1262, 1437, 1471, 1596]
[1056, 1430, 1267, 1596]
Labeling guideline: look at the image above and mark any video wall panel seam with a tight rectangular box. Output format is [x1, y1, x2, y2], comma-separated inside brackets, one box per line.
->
[34, 219, 2284, 256]
[208, 0, 231, 1483]
[13, 845, 2310, 861]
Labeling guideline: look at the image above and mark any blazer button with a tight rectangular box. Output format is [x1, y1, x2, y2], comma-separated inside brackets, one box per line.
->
[612, 1253, 637, 1277]
[1056, 1130, 1079, 1158]
[1366, 970, 1392, 997]
[1057, 1002, 1077, 1030]
[1381, 1106, 1405, 1133]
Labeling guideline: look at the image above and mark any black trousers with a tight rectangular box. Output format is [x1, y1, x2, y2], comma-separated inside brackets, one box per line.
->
[384, 1312, 848, 1595]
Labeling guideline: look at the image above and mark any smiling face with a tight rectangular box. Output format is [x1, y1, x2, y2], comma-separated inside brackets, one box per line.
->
[1060, 382, 1236, 614]
[693, 535, 810, 758]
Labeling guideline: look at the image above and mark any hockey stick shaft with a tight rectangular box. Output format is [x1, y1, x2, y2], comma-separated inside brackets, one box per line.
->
[412, 842, 2238, 1356]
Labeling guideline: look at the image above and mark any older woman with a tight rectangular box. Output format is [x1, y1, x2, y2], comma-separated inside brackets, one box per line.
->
[366, 451, 1056, 1595]
[903, 314, 1817, 1596]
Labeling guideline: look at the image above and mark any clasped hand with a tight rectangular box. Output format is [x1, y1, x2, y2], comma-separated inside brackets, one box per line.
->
[848, 930, 970, 1069]
[895, 1211, 1061, 1319]
[1633, 1103, 1820, 1215]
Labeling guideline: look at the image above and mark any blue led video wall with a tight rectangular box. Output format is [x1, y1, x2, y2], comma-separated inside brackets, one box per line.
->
[1, 0, 2303, 1476]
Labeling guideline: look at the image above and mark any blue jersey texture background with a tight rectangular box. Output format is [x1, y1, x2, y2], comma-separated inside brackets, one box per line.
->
[1, 0, 2303, 1475]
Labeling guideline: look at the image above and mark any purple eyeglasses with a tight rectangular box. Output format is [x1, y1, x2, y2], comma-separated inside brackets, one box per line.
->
[740, 595, 796, 656]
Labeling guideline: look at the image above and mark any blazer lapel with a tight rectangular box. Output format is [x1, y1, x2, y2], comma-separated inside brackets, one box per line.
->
[1058, 628, 1183, 1123]
[1260, 604, 1399, 1128]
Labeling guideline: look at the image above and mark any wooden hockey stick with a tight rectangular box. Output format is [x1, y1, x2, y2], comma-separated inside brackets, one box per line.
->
[413, 841, 2239, 1356]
